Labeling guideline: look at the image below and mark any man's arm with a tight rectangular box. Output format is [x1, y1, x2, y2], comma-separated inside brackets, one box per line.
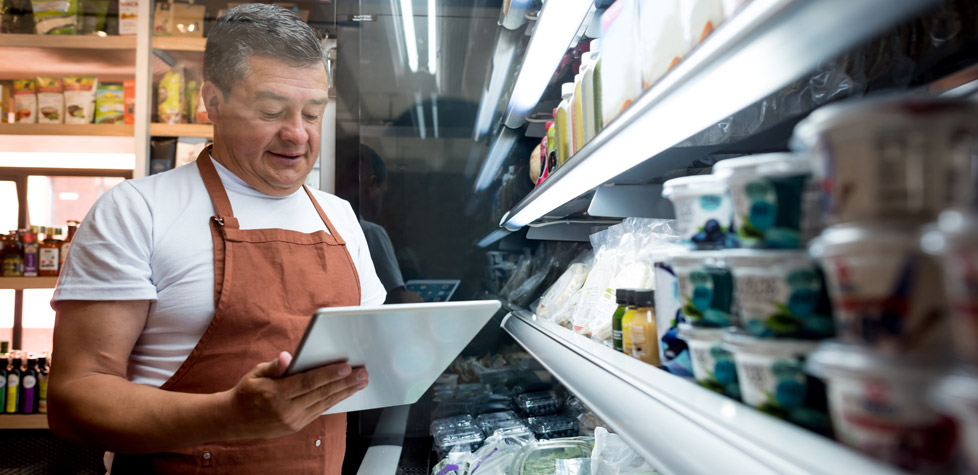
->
[48, 300, 368, 454]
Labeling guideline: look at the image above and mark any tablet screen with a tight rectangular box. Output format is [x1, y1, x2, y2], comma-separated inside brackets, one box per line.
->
[405, 279, 461, 302]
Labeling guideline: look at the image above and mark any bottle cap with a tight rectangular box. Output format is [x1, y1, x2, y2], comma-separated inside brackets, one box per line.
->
[634, 289, 655, 307]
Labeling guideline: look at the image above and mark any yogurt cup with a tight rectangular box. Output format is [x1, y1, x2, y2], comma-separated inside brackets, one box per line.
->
[932, 370, 978, 473]
[672, 251, 735, 328]
[653, 254, 694, 378]
[713, 153, 819, 249]
[662, 175, 735, 250]
[809, 223, 950, 357]
[792, 96, 978, 223]
[723, 332, 831, 435]
[807, 342, 957, 473]
[678, 324, 739, 400]
[921, 210, 978, 365]
[724, 250, 834, 339]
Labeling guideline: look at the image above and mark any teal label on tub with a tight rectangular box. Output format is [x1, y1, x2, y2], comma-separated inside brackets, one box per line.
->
[734, 175, 809, 249]
[734, 266, 835, 339]
[681, 267, 734, 327]
[741, 357, 832, 436]
[699, 194, 723, 211]
[692, 343, 740, 399]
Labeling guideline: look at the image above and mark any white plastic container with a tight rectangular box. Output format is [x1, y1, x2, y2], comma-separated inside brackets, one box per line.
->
[723, 332, 830, 435]
[653, 252, 694, 378]
[932, 370, 978, 473]
[792, 97, 978, 223]
[724, 250, 834, 339]
[679, 0, 724, 50]
[807, 343, 956, 473]
[922, 210, 978, 366]
[600, 0, 642, 127]
[678, 324, 739, 399]
[809, 223, 950, 357]
[672, 251, 735, 328]
[662, 175, 734, 250]
[637, 0, 686, 90]
[713, 153, 818, 249]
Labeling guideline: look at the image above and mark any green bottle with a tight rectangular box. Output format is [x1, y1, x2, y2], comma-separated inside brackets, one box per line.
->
[611, 289, 632, 353]
[6, 353, 20, 413]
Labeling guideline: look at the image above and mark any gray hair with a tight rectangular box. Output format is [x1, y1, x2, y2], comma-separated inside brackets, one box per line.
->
[204, 3, 325, 98]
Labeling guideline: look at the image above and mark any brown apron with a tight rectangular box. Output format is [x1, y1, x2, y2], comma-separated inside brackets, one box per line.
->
[112, 148, 362, 474]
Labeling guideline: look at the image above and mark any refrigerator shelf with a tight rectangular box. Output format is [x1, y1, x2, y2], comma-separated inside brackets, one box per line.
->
[499, 0, 941, 231]
[500, 310, 899, 475]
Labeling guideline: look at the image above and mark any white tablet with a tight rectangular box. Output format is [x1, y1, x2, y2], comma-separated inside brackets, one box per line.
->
[284, 300, 502, 414]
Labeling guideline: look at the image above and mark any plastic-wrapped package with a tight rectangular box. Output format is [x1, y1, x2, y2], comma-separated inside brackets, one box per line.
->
[466, 430, 530, 475]
[637, 0, 686, 90]
[435, 426, 485, 457]
[590, 427, 657, 475]
[571, 227, 626, 336]
[477, 411, 533, 438]
[535, 259, 592, 320]
[511, 438, 594, 475]
[599, 0, 642, 127]
[514, 390, 562, 417]
[431, 414, 477, 438]
[525, 415, 581, 440]
[679, 0, 724, 50]
[432, 446, 472, 475]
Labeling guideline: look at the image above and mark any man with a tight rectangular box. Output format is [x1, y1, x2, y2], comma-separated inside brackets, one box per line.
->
[47, 4, 386, 474]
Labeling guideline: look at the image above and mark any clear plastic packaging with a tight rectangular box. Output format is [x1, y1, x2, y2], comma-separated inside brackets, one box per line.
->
[434, 426, 486, 457]
[590, 427, 656, 475]
[477, 411, 533, 438]
[525, 415, 581, 440]
[514, 390, 562, 417]
[511, 437, 593, 475]
[431, 414, 477, 438]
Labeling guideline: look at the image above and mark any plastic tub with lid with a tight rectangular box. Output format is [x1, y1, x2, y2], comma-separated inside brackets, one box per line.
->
[809, 223, 950, 357]
[678, 323, 740, 400]
[792, 96, 978, 223]
[932, 369, 978, 473]
[662, 175, 735, 250]
[921, 209, 978, 365]
[653, 251, 694, 378]
[724, 249, 834, 339]
[807, 342, 956, 473]
[713, 153, 818, 249]
[723, 331, 831, 435]
[672, 251, 735, 327]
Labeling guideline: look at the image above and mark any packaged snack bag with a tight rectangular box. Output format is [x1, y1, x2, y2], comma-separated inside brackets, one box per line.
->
[63, 76, 98, 124]
[13, 79, 37, 124]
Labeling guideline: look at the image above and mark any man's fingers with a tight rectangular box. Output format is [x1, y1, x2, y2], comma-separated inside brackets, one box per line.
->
[294, 368, 367, 411]
[252, 351, 293, 379]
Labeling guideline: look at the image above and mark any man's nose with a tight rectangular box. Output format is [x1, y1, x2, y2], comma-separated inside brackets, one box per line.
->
[279, 114, 310, 144]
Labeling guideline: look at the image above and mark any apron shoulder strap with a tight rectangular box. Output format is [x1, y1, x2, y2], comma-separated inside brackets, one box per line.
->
[196, 146, 239, 229]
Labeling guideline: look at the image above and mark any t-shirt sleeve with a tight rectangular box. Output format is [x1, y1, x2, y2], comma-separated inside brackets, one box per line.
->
[52, 181, 158, 306]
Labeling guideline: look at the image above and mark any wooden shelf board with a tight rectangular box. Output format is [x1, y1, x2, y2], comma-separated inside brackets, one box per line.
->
[0, 123, 133, 137]
[0, 33, 136, 50]
[0, 277, 59, 290]
[0, 414, 49, 430]
[152, 36, 206, 52]
[150, 123, 213, 138]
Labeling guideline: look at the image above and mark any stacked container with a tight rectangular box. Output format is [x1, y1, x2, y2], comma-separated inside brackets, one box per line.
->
[793, 96, 978, 473]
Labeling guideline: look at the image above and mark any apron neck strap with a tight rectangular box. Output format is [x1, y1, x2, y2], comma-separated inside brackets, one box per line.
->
[196, 145, 237, 222]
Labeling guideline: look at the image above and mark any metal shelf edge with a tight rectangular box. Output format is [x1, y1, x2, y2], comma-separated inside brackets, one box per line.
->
[501, 311, 898, 475]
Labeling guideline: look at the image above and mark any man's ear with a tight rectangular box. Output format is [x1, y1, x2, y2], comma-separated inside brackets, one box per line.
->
[200, 81, 223, 124]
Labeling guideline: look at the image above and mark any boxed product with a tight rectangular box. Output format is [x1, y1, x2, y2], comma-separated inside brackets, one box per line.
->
[95, 84, 125, 124]
[150, 137, 177, 175]
[175, 137, 208, 168]
[32, 0, 78, 35]
[157, 67, 185, 124]
[63, 76, 98, 124]
[1, 81, 11, 123]
[599, 0, 642, 127]
[80, 0, 110, 34]
[13, 79, 37, 124]
[36, 77, 64, 124]
[119, 0, 139, 36]
[123, 80, 136, 125]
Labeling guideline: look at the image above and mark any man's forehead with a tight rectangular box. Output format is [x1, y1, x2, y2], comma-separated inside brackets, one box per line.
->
[252, 89, 328, 105]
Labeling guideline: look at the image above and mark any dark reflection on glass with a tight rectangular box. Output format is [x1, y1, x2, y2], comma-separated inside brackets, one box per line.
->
[336, 0, 505, 303]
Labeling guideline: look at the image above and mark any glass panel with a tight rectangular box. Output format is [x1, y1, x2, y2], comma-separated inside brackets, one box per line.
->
[0, 290, 10, 350]
[23, 289, 55, 354]
[0, 181, 17, 232]
[27, 175, 126, 229]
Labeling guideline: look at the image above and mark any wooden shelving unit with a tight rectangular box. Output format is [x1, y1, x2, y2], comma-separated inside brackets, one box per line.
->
[0, 33, 136, 50]
[0, 277, 59, 290]
[0, 414, 49, 430]
[153, 36, 206, 52]
[150, 123, 213, 138]
[0, 123, 133, 137]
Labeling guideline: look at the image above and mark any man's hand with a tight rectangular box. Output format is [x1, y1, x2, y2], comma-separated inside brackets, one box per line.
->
[223, 352, 368, 439]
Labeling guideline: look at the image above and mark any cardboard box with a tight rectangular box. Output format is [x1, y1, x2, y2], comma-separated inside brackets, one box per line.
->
[124, 80, 136, 125]
[119, 0, 139, 36]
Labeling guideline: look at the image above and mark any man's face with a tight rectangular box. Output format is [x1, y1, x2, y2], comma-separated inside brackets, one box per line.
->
[206, 55, 328, 196]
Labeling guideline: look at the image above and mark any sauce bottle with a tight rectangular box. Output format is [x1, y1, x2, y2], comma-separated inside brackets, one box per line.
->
[6, 353, 21, 413]
[59, 220, 79, 271]
[37, 354, 48, 414]
[0, 353, 8, 412]
[39, 230, 60, 277]
[630, 290, 660, 366]
[2, 231, 24, 277]
[22, 230, 38, 277]
[20, 356, 37, 414]
[621, 291, 641, 356]
[611, 289, 631, 353]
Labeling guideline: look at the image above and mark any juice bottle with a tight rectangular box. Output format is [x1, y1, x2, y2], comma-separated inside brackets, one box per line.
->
[21, 356, 37, 414]
[630, 290, 660, 366]
[0, 354, 7, 412]
[37, 354, 48, 414]
[556, 87, 573, 166]
[6, 353, 21, 413]
[546, 121, 557, 176]
[611, 289, 632, 353]
[572, 72, 585, 154]
[621, 291, 641, 356]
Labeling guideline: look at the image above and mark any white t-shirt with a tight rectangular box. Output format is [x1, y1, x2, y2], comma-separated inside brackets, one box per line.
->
[52, 158, 386, 387]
